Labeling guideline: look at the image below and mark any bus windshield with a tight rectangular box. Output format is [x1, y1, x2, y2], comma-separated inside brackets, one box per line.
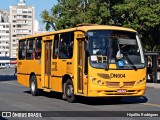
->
[87, 30, 145, 69]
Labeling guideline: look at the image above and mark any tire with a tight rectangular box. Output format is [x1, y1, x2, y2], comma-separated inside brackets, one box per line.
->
[65, 79, 76, 103]
[30, 75, 40, 96]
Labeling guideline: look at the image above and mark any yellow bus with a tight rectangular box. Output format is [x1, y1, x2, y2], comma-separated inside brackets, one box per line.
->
[17, 24, 146, 103]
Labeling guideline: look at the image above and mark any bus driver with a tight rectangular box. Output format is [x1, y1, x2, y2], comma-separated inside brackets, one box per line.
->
[116, 44, 126, 59]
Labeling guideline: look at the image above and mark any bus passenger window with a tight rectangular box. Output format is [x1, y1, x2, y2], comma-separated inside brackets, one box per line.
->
[18, 40, 26, 60]
[53, 35, 59, 59]
[35, 38, 42, 59]
[59, 32, 74, 59]
[35, 49, 41, 59]
[26, 39, 35, 60]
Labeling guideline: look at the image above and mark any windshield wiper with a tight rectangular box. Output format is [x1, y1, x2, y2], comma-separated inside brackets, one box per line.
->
[123, 54, 137, 71]
[105, 47, 110, 71]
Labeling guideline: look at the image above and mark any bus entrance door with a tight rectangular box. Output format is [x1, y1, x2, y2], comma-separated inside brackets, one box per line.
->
[77, 40, 84, 94]
[44, 41, 52, 89]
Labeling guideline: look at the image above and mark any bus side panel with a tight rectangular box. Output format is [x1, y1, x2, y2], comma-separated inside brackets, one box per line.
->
[37, 75, 42, 89]
[51, 59, 66, 91]
[50, 59, 74, 92]
[50, 77, 62, 92]
[17, 60, 41, 88]
[17, 60, 29, 87]
[17, 74, 29, 87]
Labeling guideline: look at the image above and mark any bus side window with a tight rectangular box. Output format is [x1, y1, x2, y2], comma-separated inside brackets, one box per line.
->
[18, 40, 26, 60]
[26, 39, 35, 60]
[35, 38, 42, 59]
[59, 32, 74, 59]
[53, 34, 59, 59]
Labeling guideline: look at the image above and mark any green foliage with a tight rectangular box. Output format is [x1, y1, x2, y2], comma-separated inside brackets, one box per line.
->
[40, 10, 57, 30]
[112, 0, 160, 51]
[41, 0, 160, 51]
[41, 0, 110, 30]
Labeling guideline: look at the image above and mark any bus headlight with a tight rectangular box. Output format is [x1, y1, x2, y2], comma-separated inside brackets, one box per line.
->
[92, 78, 96, 82]
[137, 78, 145, 85]
[138, 80, 143, 84]
[97, 80, 101, 84]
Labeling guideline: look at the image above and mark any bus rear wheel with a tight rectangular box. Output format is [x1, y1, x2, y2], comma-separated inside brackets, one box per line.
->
[65, 79, 76, 103]
[30, 75, 40, 96]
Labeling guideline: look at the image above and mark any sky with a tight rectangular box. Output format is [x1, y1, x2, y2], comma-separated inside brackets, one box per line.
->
[0, 0, 58, 29]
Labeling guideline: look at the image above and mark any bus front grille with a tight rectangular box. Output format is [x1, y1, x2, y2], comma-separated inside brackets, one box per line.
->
[106, 82, 119, 87]
[124, 82, 135, 87]
[106, 82, 135, 87]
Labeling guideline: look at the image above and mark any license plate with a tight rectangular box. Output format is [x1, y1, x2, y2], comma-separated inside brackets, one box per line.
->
[117, 89, 126, 93]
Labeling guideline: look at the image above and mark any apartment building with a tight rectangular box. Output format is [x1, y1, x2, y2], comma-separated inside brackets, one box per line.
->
[9, 0, 35, 59]
[0, 10, 10, 68]
[0, 10, 9, 57]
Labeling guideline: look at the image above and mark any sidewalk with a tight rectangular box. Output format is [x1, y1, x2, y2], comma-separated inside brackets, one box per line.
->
[146, 83, 160, 89]
[146, 72, 160, 89]
[146, 79, 160, 89]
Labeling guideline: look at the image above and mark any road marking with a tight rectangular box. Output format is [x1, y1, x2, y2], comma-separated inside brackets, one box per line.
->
[0, 81, 20, 86]
[141, 103, 160, 108]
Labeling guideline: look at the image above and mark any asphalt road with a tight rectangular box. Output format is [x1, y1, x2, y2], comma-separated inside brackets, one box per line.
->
[0, 68, 160, 120]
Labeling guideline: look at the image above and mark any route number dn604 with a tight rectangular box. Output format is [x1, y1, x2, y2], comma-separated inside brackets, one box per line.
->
[110, 73, 126, 78]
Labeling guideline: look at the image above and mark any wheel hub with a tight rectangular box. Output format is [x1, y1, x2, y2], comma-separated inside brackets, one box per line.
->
[31, 81, 35, 92]
[67, 85, 73, 96]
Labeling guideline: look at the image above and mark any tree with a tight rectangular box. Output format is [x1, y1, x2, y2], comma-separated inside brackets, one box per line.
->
[112, 0, 160, 51]
[41, 10, 57, 31]
[41, 0, 110, 30]
[41, 0, 160, 51]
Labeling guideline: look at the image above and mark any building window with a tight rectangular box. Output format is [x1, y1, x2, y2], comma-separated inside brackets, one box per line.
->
[28, 16, 32, 18]
[12, 44, 17, 47]
[23, 15, 27, 18]
[17, 25, 21, 28]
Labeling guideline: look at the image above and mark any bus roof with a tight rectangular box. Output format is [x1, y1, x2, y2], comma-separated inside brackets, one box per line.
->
[19, 24, 136, 40]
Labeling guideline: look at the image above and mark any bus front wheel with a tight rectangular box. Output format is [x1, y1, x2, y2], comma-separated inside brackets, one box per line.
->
[30, 75, 40, 96]
[65, 79, 76, 103]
